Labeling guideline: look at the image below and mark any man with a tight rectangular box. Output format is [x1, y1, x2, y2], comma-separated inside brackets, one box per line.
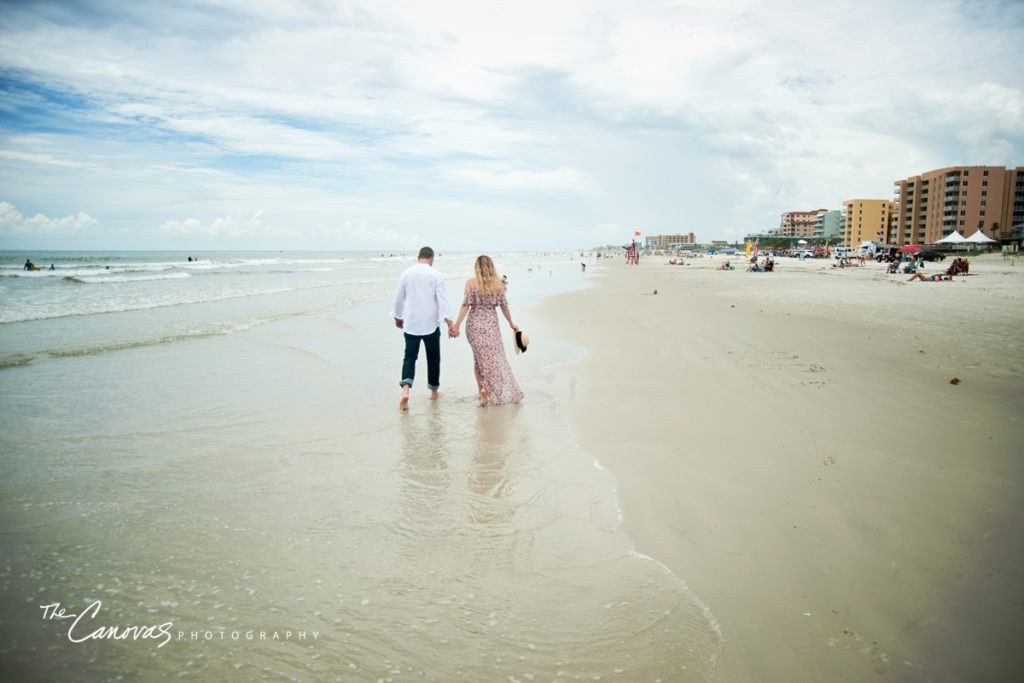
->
[391, 246, 453, 411]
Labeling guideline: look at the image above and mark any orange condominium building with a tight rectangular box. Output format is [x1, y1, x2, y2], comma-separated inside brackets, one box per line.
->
[842, 199, 893, 247]
[778, 210, 826, 238]
[892, 166, 1024, 245]
[645, 233, 697, 249]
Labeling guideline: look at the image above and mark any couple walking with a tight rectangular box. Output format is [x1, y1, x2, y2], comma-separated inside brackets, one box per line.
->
[392, 247, 525, 411]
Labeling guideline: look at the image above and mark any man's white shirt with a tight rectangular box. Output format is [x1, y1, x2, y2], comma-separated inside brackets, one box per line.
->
[391, 262, 451, 336]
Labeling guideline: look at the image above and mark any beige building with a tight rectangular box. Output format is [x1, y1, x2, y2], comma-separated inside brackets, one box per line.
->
[893, 166, 1024, 245]
[842, 199, 893, 247]
[779, 210, 825, 238]
[645, 233, 697, 249]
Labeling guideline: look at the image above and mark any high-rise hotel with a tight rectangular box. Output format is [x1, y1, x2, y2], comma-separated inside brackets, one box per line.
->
[892, 166, 1024, 245]
[842, 199, 893, 247]
[778, 210, 826, 238]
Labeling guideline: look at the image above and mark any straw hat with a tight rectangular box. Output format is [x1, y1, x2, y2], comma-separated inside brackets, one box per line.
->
[514, 329, 529, 354]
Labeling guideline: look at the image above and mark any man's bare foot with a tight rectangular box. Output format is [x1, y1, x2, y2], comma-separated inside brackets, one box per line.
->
[400, 387, 410, 411]
[429, 390, 442, 400]
[479, 388, 488, 407]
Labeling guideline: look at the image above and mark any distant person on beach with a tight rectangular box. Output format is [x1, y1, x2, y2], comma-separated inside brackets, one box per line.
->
[450, 255, 524, 407]
[502, 274, 508, 287]
[625, 240, 638, 265]
[946, 258, 969, 276]
[907, 272, 952, 282]
[24, 259, 34, 271]
[49, 263, 55, 271]
[391, 246, 453, 411]
[581, 262, 586, 272]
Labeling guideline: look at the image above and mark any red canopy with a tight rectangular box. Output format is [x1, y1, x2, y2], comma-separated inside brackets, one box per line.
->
[898, 244, 923, 253]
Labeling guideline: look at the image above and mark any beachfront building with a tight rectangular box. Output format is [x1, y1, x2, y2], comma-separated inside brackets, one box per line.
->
[779, 210, 825, 238]
[645, 233, 697, 250]
[842, 199, 893, 247]
[893, 166, 1024, 245]
[813, 209, 843, 240]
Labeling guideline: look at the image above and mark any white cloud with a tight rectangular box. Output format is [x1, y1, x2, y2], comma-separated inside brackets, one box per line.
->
[449, 167, 590, 194]
[311, 219, 416, 247]
[0, 150, 85, 168]
[159, 211, 268, 238]
[160, 116, 358, 161]
[591, 223, 639, 244]
[0, 0, 1020, 247]
[0, 201, 97, 235]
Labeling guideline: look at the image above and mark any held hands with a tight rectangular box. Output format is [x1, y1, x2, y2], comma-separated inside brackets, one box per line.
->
[446, 319, 459, 338]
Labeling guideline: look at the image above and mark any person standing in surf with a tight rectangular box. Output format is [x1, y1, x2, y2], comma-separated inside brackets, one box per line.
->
[449, 255, 524, 407]
[392, 246, 453, 411]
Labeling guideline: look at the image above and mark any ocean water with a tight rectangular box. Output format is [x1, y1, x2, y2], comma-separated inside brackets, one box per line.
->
[0, 251, 468, 366]
[0, 251, 721, 681]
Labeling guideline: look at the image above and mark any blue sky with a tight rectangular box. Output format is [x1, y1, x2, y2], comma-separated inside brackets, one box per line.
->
[1, 0, 1022, 250]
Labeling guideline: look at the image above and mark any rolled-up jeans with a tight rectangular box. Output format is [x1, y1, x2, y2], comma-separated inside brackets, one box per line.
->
[401, 327, 441, 390]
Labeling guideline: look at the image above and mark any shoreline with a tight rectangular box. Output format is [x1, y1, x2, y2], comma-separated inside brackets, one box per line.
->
[539, 254, 1024, 681]
[1, 254, 729, 681]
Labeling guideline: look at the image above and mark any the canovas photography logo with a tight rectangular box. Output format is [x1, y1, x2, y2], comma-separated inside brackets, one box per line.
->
[41, 600, 174, 648]
[41, 600, 321, 647]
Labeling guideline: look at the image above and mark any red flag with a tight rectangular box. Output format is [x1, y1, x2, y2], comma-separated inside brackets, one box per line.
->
[634, 231, 641, 236]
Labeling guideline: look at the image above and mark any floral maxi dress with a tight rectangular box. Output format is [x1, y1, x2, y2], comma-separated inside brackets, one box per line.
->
[464, 286, 524, 405]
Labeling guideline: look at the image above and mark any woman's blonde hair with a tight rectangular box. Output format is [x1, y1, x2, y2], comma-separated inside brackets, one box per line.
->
[474, 255, 502, 294]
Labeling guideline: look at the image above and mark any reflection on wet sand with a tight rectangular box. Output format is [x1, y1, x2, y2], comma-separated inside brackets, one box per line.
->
[2, 294, 722, 681]
[385, 396, 722, 680]
[467, 407, 520, 523]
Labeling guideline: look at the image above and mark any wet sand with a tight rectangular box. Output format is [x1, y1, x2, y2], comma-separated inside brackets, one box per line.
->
[0, 257, 723, 681]
[540, 254, 1024, 681]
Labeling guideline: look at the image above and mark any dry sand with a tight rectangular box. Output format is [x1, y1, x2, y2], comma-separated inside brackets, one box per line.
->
[539, 253, 1024, 682]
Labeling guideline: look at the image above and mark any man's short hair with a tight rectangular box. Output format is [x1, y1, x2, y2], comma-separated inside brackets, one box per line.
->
[418, 246, 434, 260]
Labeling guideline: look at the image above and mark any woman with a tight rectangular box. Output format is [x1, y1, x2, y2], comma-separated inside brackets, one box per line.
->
[450, 255, 524, 406]
[907, 272, 952, 282]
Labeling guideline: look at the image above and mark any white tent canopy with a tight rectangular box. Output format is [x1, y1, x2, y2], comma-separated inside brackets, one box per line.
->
[936, 231, 966, 244]
[965, 230, 996, 243]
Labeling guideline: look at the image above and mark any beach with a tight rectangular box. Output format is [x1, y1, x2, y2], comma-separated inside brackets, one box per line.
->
[2, 249, 1021, 681]
[539, 253, 1024, 681]
[0, 251, 722, 681]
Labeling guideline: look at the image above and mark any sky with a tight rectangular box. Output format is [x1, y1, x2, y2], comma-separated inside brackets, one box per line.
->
[0, 0, 1022, 251]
